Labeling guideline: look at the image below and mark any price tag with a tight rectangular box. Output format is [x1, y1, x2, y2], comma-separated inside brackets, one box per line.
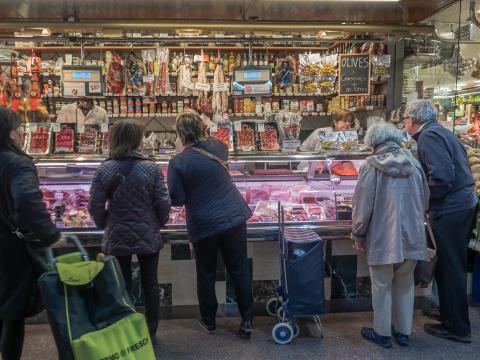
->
[344, 131, 358, 141]
[258, 123, 265, 132]
[194, 55, 203, 62]
[42, 72, 49, 77]
[210, 123, 218, 132]
[213, 83, 229, 92]
[52, 123, 61, 133]
[366, 105, 374, 111]
[77, 124, 85, 134]
[101, 123, 109, 133]
[234, 122, 242, 131]
[143, 75, 155, 83]
[195, 82, 211, 92]
[184, 80, 195, 90]
[29, 123, 38, 132]
[320, 112, 326, 116]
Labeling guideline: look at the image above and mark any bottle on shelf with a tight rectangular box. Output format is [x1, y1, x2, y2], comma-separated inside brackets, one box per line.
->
[235, 53, 242, 68]
[242, 53, 248, 67]
[253, 53, 258, 66]
[228, 52, 235, 73]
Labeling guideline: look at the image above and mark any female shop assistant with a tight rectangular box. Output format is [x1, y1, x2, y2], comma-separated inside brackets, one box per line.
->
[300, 109, 358, 151]
[168, 110, 254, 338]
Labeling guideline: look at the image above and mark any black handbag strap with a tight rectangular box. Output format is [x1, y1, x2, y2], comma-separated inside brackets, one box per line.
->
[189, 146, 229, 172]
[106, 160, 138, 200]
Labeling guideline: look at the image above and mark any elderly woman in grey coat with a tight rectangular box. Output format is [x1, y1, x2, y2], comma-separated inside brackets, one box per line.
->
[352, 122, 429, 349]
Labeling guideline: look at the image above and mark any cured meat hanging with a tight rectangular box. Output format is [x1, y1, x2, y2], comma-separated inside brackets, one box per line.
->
[106, 53, 125, 95]
[212, 63, 228, 115]
[177, 59, 193, 97]
[155, 47, 172, 96]
[125, 53, 145, 94]
[196, 58, 209, 111]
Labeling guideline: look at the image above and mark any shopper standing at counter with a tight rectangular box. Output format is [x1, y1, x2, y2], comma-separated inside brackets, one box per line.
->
[0, 108, 66, 360]
[88, 120, 171, 340]
[352, 122, 429, 348]
[168, 110, 254, 338]
[405, 100, 477, 343]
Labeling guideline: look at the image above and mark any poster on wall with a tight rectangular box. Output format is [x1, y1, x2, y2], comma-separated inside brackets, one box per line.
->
[338, 54, 371, 96]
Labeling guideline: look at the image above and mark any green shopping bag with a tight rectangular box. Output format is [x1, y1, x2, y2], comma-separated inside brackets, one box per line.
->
[72, 312, 155, 360]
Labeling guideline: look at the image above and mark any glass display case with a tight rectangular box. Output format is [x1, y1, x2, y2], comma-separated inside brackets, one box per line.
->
[35, 152, 369, 243]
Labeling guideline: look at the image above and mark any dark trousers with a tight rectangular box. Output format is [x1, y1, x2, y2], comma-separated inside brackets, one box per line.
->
[116, 252, 160, 335]
[430, 207, 476, 337]
[0, 318, 25, 360]
[193, 222, 254, 325]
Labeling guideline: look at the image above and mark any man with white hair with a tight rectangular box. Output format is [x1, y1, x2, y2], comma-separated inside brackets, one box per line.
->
[405, 99, 477, 343]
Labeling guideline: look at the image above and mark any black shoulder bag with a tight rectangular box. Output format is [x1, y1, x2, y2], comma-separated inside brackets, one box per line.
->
[106, 159, 138, 200]
[189, 147, 229, 172]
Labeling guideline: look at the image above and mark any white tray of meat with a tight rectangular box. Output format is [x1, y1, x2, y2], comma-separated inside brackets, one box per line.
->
[26, 123, 52, 155]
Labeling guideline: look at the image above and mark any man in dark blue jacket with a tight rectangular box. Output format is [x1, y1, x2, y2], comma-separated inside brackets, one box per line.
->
[405, 99, 477, 343]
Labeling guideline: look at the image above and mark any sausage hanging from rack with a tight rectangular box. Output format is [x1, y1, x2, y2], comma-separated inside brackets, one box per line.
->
[196, 60, 209, 110]
[212, 64, 228, 115]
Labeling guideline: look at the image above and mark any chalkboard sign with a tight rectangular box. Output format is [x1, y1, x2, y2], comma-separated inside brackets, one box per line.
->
[338, 54, 371, 96]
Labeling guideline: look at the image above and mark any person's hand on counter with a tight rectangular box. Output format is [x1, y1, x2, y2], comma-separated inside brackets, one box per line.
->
[50, 234, 68, 249]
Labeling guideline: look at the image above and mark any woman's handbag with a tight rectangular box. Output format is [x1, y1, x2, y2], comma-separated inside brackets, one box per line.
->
[414, 219, 438, 288]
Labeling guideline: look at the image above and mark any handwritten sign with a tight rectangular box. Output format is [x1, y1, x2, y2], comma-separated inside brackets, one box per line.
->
[339, 53, 371, 96]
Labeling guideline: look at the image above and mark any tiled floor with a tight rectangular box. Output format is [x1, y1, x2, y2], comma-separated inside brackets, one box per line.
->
[21, 308, 480, 359]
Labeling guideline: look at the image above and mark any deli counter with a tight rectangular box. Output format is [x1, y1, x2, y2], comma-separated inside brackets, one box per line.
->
[34, 151, 392, 312]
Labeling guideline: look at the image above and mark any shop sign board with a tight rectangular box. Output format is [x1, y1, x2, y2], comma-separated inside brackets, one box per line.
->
[339, 54, 371, 96]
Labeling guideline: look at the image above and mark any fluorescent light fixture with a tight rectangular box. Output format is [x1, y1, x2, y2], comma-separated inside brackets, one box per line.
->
[310, 0, 399, 2]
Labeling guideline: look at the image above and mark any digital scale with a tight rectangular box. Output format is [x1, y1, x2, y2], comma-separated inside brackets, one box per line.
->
[232, 66, 272, 96]
[62, 66, 104, 97]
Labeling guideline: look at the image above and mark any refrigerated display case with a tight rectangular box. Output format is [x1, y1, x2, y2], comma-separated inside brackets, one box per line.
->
[35, 151, 369, 244]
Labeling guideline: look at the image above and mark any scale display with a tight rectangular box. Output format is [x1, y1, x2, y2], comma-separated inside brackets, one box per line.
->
[62, 66, 104, 97]
[232, 66, 272, 96]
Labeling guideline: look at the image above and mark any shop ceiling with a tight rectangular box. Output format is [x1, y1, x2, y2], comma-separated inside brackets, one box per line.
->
[0, 0, 458, 36]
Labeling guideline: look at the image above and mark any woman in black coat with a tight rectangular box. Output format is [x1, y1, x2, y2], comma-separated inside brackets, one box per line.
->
[88, 120, 171, 339]
[0, 108, 64, 360]
[168, 110, 254, 337]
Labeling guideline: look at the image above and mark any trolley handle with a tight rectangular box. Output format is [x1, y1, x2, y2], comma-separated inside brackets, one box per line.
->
[45, 235, 89, 266]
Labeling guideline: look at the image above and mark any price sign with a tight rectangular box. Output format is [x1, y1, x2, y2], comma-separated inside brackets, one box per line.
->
[184, 80, 195, 90]
[101, 123, 109, 133]
[234, 122, 242, 131]
[257, 123, 265, 132]
[143, 75, 155, 83]
[210, 123, 218, 132]
[195, 82, 211, 92]
[213, 83, 229, 92]
[52, 123, 61, 133]
[77, 124, 85, 134]
[29, 124, 38, 132]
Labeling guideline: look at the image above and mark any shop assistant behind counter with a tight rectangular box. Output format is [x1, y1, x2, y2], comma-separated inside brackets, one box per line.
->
[56, 97, 108, 125]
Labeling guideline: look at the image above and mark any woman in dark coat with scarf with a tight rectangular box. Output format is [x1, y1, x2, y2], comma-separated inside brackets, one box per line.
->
[0, 108, 64, 360]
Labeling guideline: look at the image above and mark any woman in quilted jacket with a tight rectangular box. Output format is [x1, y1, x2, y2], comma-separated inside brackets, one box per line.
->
[88, 120, 171, 339]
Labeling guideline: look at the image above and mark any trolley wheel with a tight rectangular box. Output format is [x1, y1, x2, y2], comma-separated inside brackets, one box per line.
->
[272, 323, 294, 345]
[292, 323, 300, 338]
[276, 306, 287, 322]
[266, 298, 279, 317]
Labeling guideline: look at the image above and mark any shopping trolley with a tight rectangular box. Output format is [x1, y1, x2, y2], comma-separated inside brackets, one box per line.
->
[266, 204, 325, 344]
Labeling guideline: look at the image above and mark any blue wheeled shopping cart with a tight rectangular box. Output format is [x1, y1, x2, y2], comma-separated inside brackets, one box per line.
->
[266, 205, 325, 344]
